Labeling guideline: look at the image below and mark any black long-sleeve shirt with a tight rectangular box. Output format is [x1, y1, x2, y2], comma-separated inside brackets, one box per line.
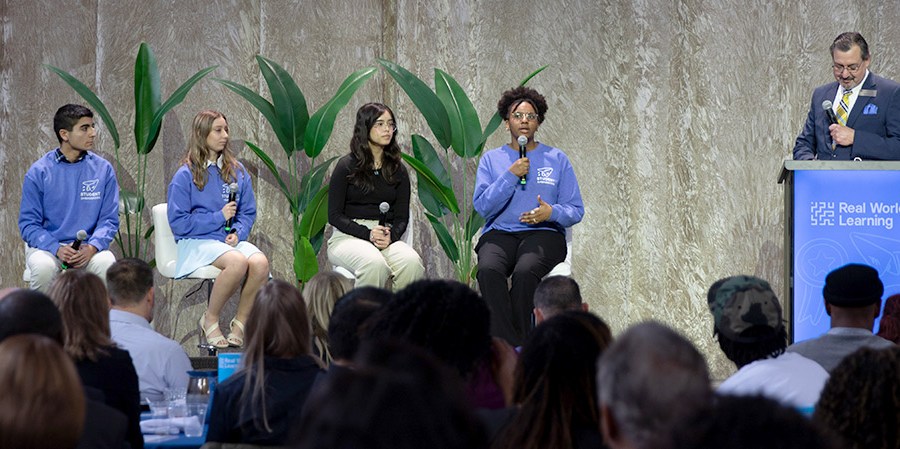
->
[327, 155, 410, 242]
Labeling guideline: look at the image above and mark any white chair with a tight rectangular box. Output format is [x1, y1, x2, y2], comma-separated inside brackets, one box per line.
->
[152, 203, 222, 281]
[332, 218, 415, 281]
[545, 227, 574, 277]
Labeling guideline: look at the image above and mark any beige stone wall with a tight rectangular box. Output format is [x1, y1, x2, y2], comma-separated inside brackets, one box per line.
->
[3, 0, 900, 379]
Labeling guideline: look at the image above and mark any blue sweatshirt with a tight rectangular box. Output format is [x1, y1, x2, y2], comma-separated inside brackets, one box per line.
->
[473, 143, 584, 234]
[166, 161, 257, 242]
[19, 150, 120, 252]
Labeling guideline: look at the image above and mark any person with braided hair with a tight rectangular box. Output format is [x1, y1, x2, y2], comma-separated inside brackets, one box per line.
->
[813, 346, 900, 449]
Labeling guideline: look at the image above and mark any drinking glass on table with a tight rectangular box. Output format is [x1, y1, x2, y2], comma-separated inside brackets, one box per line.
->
[183, 403, 207, 437]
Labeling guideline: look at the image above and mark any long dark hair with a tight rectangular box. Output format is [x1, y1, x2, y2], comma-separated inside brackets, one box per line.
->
[494, 311, 612, 449]
[238, 280, 313, 432]
[347, 102, 402, 192]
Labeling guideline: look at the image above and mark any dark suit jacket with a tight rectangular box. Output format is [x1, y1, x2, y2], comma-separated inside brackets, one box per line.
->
[793, 72, 900, 160]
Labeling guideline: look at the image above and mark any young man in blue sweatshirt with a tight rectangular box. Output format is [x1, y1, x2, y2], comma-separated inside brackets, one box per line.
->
[18, 104, 119, 291]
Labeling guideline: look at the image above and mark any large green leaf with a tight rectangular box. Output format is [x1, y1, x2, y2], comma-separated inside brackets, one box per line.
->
[257, 56, 308, 155]
[298, 185, 329, 239]
[402, 153, 459, 215]
[298, 157, 337, 213]
[464, 207, 485, 242]
[377, 59, 452, 149]
[519, 65, 549, 87]
[410, 135, 450, 217]
[425, 212, 459, 263]
[118, 189, 144, 215]
[134, 43, 161, 156]
[304, 67, 376, 158]
[143, 65, 217, 155]
[44, 65, 120, 149]
[435, 69, 482, 158]
[245, 141, 294, 212]
[214, 78, 281, 149]
[294, 236, 318, 283]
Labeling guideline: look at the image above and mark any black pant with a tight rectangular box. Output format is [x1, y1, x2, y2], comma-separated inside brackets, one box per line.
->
[475, 229, 567, 346]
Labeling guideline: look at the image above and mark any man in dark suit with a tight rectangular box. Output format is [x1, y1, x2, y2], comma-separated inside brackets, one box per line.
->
[793, 32, 900, 160]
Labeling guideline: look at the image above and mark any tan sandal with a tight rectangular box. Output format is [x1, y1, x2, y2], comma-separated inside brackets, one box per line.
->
[199, 314, 228, 349]
[227, 318, 245, 347]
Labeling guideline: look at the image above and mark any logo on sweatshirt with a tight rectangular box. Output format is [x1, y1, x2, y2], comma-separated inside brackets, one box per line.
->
[536, 167, 556, 186]
[80, 179, 101, 200]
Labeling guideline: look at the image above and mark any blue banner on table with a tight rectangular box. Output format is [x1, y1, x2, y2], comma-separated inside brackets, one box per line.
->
[792, 169, 896, 342]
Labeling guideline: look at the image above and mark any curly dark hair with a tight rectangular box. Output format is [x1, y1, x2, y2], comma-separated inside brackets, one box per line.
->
[812, 346, 900, 449]
[496, 86, 548, 123]
[363, 279, 491, 379]
[347, 102, 403, 192]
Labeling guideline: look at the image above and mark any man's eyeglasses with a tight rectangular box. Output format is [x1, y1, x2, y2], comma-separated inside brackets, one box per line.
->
[510, 112, 538, 121]
[832, 63, 862, 74]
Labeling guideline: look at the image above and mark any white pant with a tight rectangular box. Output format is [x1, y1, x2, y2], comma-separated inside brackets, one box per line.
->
[25, 245, 117, 292]
[327, 219, 424, 291]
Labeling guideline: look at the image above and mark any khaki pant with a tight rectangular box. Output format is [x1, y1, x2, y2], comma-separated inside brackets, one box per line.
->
[25, 245, 116, 292]
[327, 219, 424, 291]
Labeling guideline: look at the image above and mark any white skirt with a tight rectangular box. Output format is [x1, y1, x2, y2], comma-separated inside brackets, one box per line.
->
[174, 238, 262, 279]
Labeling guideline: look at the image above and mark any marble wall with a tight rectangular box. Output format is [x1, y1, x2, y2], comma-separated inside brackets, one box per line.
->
[2, 0, 899, 379]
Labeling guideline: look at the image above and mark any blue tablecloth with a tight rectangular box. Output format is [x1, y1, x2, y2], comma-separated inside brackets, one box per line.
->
[143, 426, 206, 449]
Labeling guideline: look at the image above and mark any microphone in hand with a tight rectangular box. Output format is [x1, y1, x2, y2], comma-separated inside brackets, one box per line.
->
[822, 100, 838, 125]
[822, 100, 839, 150]
[378, 202, 390, 227]
[517, 135, 528, 185]
[224, 183, 239, 233]
[62, 229, 87, 270]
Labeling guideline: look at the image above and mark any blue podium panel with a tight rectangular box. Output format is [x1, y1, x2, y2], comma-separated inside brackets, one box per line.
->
[792, 169, 897, 342]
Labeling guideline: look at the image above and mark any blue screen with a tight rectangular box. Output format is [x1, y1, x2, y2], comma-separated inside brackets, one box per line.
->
[792, 170, 897, 342]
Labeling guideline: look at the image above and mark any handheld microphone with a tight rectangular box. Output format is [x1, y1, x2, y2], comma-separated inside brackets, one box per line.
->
[822, 100, 838, 125]
[224, 183, 238, 233]
[62, 229, 88, 270]
[72, 229, 87, 251]
[822, 100, 838, 151]
[517, 135, 528, 185]
[378, 202, 390, 227]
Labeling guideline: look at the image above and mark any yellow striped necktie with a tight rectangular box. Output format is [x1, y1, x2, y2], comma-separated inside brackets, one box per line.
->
[836, 89, 852, 125]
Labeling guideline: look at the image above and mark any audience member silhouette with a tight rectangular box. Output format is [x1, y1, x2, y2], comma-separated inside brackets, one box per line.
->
[302, 270, 353, 366]
[672, 394, 837, 449]
[107, 257, 191, 402]
[327, 286, 393, 367]
[877, 293, 900, 344]
[596, 321, 712, 449]
[0, 288, 127, 449]
[0, 334, 85, 449]
[48, 270, 143, 449]
[207, 279, 324, 446]
[290, 339, 488, 449]
[788, 263, 894, 371]
[707, 275, 828, 413]
[365, 279, 501, 407]
[813, 346, 900, 449]
[532, 275, 588, 325]
[492, 311, 612, 449]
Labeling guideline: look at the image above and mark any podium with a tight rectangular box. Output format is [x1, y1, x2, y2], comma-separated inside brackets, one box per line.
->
[779, 160, 900, 343]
